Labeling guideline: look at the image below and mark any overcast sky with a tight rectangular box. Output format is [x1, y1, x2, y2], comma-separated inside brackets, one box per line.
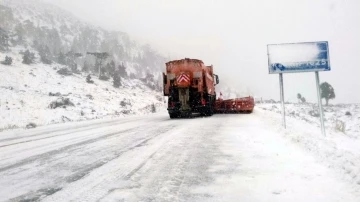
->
[44, 0, 360, 103]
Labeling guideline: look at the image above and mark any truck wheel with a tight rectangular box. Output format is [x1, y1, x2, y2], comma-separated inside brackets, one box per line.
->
[169, 113, 179, 119]
[203, 106, 213, 117]
[209, 105, 214, 115]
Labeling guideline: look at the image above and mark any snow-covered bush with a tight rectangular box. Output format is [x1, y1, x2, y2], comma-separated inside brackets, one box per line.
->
[151, 103, 156, 113]
[22, 50, 36, 65]
[99, 75, 110, 81]
[1, 56, 12, 65]
[49, 92, 61, 96]
[49, 98, 74, 109]
[86, 75, 94, 84]
[57, 68, 72, 76]
[308, 109, 320, 117]
[334, 119, 346, 133]
[113, 73, 121, 88]
[26, 122, 37, 129]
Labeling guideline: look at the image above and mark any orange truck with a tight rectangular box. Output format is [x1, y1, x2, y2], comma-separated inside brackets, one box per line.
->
[163, 58, 254, 118]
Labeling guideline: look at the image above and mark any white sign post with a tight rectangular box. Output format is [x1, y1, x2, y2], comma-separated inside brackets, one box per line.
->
[267, 41, 330, 136]
[279, 73, 286, 128]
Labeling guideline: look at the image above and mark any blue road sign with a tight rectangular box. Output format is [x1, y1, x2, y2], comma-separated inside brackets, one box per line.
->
[267, 41, 330, 74]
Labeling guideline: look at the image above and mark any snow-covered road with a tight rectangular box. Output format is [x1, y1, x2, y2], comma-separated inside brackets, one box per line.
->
[0, 110, 359, 202]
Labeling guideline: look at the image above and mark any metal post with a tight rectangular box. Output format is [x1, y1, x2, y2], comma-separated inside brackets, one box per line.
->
[279, 73, 286, 128]
[315, 71, 326, 136]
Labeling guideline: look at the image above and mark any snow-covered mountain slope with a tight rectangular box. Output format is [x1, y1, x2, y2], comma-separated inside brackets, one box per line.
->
[0, 47, 165, 130]
[0, 0, 167, 79]
[0, 0, 171, 130]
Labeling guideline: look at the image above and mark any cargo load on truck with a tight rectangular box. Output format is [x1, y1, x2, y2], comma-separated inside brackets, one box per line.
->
[162, 58, 254, 118]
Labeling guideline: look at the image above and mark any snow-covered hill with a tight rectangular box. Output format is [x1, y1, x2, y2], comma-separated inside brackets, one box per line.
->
[0, 0, 167, 79]
[0, 47, 165, 130]
[0, 0, 169, 130]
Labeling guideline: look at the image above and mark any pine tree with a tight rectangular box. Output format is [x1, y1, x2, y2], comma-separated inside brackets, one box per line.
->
[82, 61, 90, 72]
[1, 56, 12, 65]
[58, 52, 66, 65]
[107, 60, 116, 77]
[104, 63, 111, 76]
[113, 71, 121, 88]
[300, 97, 306, 103]
[65, 51, 82, 72]
[0, 28, 10, 52]
[320, 82, 335, 106]
[22, 50, 35, 64]
[38, 45, 52, 64]
[118, 63, 127, 78]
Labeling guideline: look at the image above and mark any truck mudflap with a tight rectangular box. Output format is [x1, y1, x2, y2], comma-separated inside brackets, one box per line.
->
[214, 96, 255, 113]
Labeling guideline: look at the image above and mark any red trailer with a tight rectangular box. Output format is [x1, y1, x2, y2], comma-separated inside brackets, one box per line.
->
[214, 96, 255, 113]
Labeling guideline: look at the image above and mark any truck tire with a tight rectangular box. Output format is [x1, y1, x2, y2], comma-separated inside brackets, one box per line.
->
[203, 105, 214, 117]
[169, 113, 179, 119]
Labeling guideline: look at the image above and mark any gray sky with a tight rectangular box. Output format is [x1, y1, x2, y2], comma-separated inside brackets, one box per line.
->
[45, 0, 360, 103]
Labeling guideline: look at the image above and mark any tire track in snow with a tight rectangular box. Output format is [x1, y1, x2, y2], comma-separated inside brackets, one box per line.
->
[99, 117, 224, 202]
[0, 118, 169, 169]
[0, 116, 156, 145]
[5, 119, 180, 202]
[39, 121, 186, 202]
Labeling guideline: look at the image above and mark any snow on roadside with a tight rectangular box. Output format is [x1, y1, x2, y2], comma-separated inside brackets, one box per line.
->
[191, 113, 360, 202]
[257, 103, 360, 137]
[0, 50, 165, 131]
[255, 103, 360, 189]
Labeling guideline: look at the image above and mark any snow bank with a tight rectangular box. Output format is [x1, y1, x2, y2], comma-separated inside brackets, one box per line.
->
[256, 103, 360, 188]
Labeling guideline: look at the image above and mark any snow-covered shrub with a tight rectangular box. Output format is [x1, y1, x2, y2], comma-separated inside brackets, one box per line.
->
[308, 109, 320, 117]
[86, 75, 94, 84]
[120, 100, 127, 107]
[113, 73, 121, 88]
[49, 97, 74, 109]
[151, 103, 156, 113]
[121, 110, 131, 114]
[49, 92, 61, 96]
[334, 120, 346, 133]
[26, 122, 37, 129]
[1, 56, 12, 65]
[86, 94, 94, 100]
[22, 50, 36, 64]
[0, 124, 18, 132]
[57, 68, 72, 76]
[99, 75, 110, 81]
